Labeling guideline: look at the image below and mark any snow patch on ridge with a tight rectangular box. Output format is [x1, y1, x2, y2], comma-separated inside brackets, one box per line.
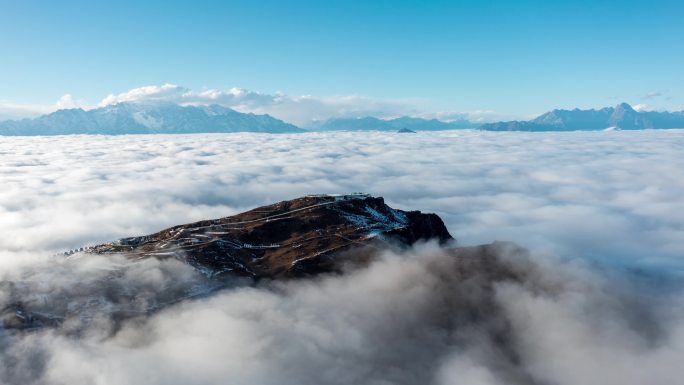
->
[341, 203, 409, 237]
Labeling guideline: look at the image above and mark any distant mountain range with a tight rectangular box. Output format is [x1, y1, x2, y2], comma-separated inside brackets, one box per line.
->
[311, 116, 476, 131]
[1, 102, 683, 136]
[0, 103, 303, 135]
[480, 103, 684, 131]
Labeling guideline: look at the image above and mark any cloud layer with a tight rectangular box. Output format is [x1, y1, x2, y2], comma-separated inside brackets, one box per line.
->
[2, 130, 682, 267]
[1, 130, 684, 384]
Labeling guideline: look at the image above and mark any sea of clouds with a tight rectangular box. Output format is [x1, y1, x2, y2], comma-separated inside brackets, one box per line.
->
[1, 130, 683, 384]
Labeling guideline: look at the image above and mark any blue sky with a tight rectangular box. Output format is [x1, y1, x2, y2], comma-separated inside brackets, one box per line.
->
[1, 0, 682, 122]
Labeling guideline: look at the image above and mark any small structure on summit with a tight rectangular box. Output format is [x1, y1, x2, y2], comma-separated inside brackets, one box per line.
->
[306, 193, 371, 201]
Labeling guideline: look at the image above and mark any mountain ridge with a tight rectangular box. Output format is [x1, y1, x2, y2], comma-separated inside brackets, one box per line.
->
[4, 102, 684, 135]
[480, 103, 684, 131]
[0, 102, 303, 135]
[311, 116, 476, 131]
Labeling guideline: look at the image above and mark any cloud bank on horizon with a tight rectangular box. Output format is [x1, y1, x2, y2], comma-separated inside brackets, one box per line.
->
[1, 130, 683, 384]
[0, 84, 530, 126]
[1, 130, 683, 266]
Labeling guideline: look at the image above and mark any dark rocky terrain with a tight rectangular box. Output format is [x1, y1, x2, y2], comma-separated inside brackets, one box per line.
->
[1, 194, 527, 332]
[88, 194, 453, 278]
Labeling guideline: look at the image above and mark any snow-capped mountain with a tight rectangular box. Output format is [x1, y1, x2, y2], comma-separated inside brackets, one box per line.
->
[480, 103, 684, 131]
[0, 103, 304, 135]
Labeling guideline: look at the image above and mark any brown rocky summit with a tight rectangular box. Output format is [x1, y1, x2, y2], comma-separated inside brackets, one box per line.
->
[89, 193, 453, 278]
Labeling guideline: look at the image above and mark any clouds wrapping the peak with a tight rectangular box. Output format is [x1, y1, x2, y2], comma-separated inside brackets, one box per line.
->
[55, 94, 79, 109]
[96, 83, 425, 126]
[98, 83, 273, 109]
[98, 83, 188, 106]
[1, 84, 500, 126]
[633, 104, 652, 112]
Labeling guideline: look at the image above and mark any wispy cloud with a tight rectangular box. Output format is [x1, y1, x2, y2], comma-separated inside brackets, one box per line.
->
[0, 94, 84, 120]
[632, 103, 652, 112]
[0, 101, 55, 120]
[642, 90, 670, 100]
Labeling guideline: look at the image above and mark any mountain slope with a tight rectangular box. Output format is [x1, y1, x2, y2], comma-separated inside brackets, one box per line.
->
[88, 193, 453, 279]
[0, 103, 304, 135]
[480, 103, 684, 131]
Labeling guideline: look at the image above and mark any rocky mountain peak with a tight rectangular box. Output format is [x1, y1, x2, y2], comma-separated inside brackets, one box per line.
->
[87, 193, 453, 279]
[1, 194, 454, 331]
[614, 102, 635, 111]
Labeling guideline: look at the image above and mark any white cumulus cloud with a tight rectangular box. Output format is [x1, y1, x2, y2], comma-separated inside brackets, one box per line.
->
[96, 83, 425, 126]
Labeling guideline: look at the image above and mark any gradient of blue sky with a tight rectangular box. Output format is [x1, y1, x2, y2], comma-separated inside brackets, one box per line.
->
[1, 0, 682, 118]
